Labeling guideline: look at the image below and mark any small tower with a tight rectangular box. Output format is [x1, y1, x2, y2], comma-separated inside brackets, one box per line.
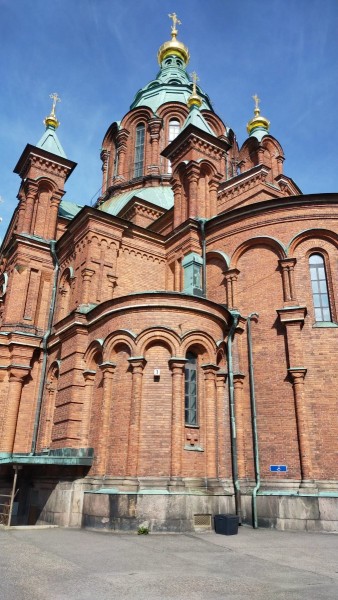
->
[162, 73, 231, 227]
[239, 94, 285, 183]
[13, 93, 76, 240]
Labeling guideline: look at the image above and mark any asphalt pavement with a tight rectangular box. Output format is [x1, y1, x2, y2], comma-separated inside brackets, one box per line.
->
[1, 526, 338, 599]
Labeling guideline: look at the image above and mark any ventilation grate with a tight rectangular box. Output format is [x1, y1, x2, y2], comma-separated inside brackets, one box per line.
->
[193, 514, 212, 529]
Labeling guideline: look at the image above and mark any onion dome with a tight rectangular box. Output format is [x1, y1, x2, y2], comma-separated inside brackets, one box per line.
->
[157, 12, 190, 66]
[247, 94, 270, 140]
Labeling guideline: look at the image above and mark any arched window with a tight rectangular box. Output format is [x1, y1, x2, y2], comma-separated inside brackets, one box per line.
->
[167, 119, 180, 173]
[134, 123, 145, 178]
[185, 351, 198, 425]
[309, 254, 331, 322]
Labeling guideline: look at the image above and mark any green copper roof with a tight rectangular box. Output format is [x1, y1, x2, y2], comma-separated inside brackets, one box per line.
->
[59, 200, 83, 219]
[181, 104, 215, 136]
[130, 54, 213, 113]
[36, 124, 67, 158]
[99, 185, 174, 216]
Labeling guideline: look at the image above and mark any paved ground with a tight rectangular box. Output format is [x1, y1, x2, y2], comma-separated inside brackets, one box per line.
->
[1, 526, 338, 599]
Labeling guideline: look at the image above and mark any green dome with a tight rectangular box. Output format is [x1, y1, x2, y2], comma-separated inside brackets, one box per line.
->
[130, 54, 213, 113]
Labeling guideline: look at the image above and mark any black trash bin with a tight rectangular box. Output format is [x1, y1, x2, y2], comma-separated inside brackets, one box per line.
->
[214, 514, 239, 535]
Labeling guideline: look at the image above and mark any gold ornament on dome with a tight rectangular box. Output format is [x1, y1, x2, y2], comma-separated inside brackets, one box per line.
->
[157, 12, 190, 65]
[247, 93, 270, 135]
[44, 92, 61, 129]
[188, 71, 202, 108]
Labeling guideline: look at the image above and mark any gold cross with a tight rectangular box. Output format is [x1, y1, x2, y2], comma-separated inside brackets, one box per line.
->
[168, 12, 181, 34]
[49, 92, 61, 116]
[253, 93, 260, 112]
[190, 71, 199, 93]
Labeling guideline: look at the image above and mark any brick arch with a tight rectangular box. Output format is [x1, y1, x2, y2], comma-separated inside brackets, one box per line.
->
[121, 107, 154, 130]
[181, 331, 217, 363]
[230, 236, 286, 268]
[35, 176, 58, 194]
[288, 229, 338, 256]
[103, 330, 136, 362]
[157, 102, 188, 122]
[137, 327, 180, 357]
[198, 158, 219, 178]
[206, 250, 230, 270]
[201, 110, 227, 137]
[83, 339, 104, 371]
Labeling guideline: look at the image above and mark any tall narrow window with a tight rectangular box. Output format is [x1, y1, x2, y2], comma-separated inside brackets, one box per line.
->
[309, 254, 331, 322]
[185, 351, 198, 425]
[134, 123, 145, 178]
[167, 119, 180, 173]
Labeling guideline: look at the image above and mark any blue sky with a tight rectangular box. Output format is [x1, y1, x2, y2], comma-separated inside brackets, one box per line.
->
[0, 0, 337, 235]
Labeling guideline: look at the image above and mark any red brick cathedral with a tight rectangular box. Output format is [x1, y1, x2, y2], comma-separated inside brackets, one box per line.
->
[1, 15, 337, 531]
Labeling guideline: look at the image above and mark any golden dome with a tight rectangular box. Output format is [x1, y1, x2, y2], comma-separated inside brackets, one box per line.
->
[157, 13, 190, 65]
[247, 94, 270, 136]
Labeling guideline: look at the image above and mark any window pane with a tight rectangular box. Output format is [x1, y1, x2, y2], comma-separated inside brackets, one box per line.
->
[185, 352, 197, 425]
[315, 308, 322, 321]
[313, 294, 321, 307]
[322, 307, 331, 321]
[309, 254, 332, 322]
[134, 124, 145, 178]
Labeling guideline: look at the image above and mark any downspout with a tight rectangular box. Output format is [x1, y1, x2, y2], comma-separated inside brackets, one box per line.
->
[31, 239, 59, 454]
[198, 218, 207, 297]
[227, 309, 242, 521]
[247, 313, 260, 528]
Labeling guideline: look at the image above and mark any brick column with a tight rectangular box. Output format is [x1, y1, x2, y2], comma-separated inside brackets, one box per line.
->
[216, 371, 228, 478]
[202, 364, 219, 479]
[1, 365, 31, 452]
[233, 372, 246, 480]
[81, 268, 95, 304]
[106, 274, 117, 298]
[224, 269, 240, 309]
[148, 118, 162, 174]
[186, 163, 200, 218]
[80, 370, 96, 446]
[116, 129, 129, 180]
[279, 258, 297, 304]
[16, 193, 26, 232]
[209, 180, 219, 217]
[101, 149, 111, 194]
[47, 191, 63, 239]
[23, 181, 38, 233]
[288, 367, 314, 485]
[96, 362, 116, 475]
[126, 357, 146, 476]
[277, 306, 315, 487]
[169, 358, 187, 477]
[172, 180, 183, 228]
[42, 382, 57, 448]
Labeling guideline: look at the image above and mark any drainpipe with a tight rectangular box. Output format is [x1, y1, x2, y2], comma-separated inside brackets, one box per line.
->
[227, 309, 241, 521]
[246, 313, 260, 528]
[198, 218, 207, 297]
[30, 240, 59, 454]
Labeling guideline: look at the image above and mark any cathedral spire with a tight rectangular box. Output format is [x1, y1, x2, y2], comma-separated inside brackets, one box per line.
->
[247, 94, 270, 140]
[157, 12, 190, 66]
[36, 93, 67, 158]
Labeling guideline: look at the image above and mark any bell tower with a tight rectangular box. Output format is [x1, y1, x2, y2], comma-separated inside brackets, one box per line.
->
[13, 93, 76, 240]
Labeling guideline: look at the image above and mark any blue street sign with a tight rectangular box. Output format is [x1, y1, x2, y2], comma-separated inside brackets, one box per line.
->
[270, 465, 288, 472]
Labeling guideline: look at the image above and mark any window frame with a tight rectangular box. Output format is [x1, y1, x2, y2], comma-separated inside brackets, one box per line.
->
[309, 252, 332, 323]
[185, 351, 198, 426]
[134, 122, 145, 178]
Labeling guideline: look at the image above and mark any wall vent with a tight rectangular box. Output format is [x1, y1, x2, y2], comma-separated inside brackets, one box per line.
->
[193, 514, 212, 529]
